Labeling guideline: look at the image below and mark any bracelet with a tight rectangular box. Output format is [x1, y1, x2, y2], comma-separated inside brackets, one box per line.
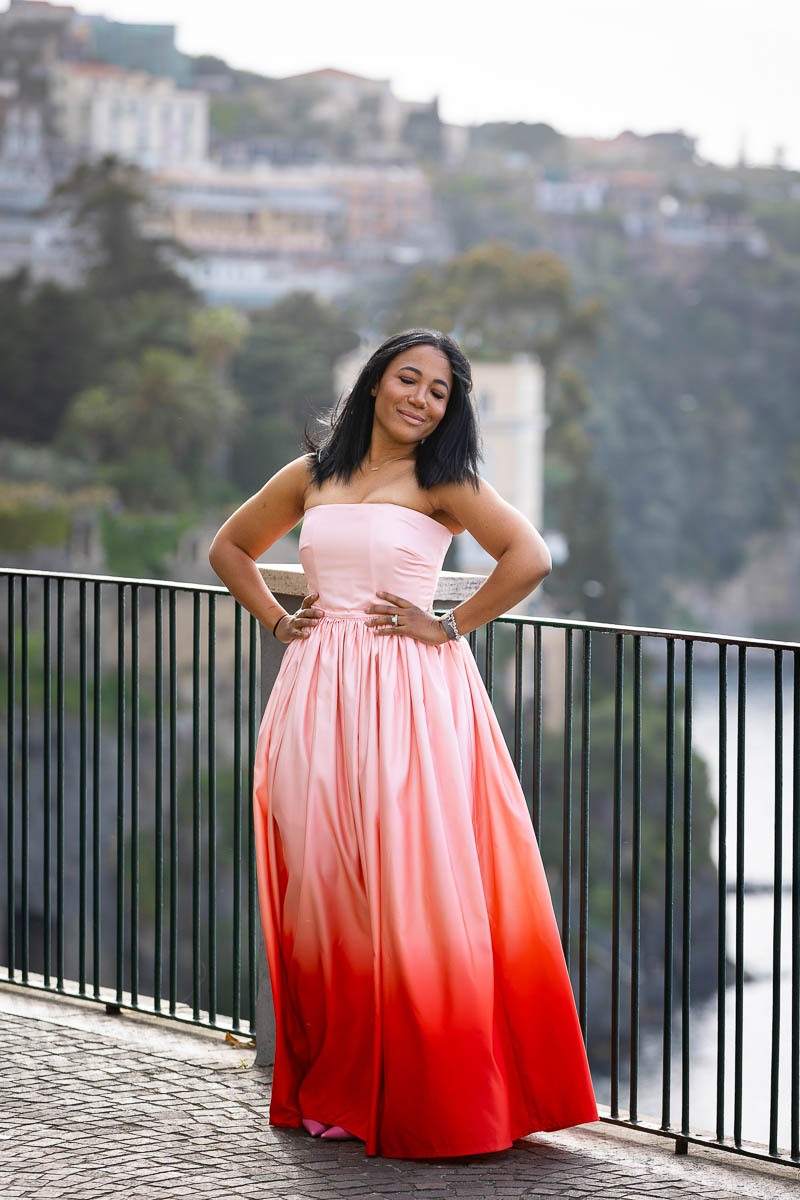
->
[438, 608, 462, 640]
[272, 612, 289, 638]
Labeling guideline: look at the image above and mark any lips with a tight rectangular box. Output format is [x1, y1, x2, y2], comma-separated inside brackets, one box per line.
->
[398, 409, 425, 426]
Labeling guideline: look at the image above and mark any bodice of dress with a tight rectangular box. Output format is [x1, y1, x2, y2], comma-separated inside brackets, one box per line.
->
[297, 502, 453, 614]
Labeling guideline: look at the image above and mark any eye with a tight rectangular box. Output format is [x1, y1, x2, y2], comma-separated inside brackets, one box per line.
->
[400, 375, 446, 400]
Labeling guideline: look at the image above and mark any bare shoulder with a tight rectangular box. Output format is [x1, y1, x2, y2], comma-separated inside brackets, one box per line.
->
[253, 452, 317, 514]
[432, 476, 550, 566]
[432, 475, 519, 534]
[209, 453, 316, 562]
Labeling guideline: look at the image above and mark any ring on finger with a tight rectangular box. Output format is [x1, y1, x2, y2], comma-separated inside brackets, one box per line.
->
[391, 613, 399, 627]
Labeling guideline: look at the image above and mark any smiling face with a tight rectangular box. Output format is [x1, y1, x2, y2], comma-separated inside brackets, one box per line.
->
[370, 343, 453, 450]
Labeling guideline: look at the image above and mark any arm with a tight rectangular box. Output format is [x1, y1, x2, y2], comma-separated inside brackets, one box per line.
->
[433, 477, 552, 638]
[208, 455, 311, 628]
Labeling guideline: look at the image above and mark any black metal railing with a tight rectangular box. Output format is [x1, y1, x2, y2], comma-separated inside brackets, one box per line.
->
[1, 566, 798, 1169]
[1, 567, 261, 1035]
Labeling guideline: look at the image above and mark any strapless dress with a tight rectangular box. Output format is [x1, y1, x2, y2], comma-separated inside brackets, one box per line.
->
[252, 502, 598, 1158]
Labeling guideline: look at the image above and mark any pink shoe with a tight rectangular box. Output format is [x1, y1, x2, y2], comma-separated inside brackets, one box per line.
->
[319, 1124, 357, 1139]
[301, 1118, 331, 1137]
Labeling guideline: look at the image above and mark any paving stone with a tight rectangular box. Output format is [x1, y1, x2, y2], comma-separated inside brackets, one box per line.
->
[0, 984, 799, 1200]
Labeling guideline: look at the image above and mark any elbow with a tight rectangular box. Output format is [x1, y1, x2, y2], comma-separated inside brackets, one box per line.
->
[208, 537, 224, 572]
[529, 544, 552, 587]
[539, 547, 553, 580]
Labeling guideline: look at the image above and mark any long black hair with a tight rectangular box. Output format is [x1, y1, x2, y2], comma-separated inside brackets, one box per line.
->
[302, 328, 483, 492]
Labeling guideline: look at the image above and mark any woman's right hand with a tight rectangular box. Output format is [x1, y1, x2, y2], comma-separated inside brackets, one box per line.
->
[274, 592, 325, 642]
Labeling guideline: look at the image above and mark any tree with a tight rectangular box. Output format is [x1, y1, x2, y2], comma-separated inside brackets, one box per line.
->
[0, 269, 102, 443]
[47, 154, 197, 306]
[230, 291, 359, 491]
[58, 346, 242, 510]
[385, 241, 623, 619]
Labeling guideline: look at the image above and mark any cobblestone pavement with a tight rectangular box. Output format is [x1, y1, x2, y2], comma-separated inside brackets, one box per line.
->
[1, 983, 798, 1199]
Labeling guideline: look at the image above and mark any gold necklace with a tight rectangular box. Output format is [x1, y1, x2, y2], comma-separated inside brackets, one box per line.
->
[366, 452, 416, 472]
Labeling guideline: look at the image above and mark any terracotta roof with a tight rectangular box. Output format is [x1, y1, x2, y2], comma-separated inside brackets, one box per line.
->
[13, 1, 75, 9]
[610, 170, 662, 187]
[280, 66, 388, 85]
[58, 61, 130, 76]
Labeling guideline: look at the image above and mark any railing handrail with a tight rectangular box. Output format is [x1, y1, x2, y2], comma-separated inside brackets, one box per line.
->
[2, 564, 799, 653]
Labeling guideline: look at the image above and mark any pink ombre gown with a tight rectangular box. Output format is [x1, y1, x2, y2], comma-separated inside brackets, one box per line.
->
[252, 501, 598, 1158]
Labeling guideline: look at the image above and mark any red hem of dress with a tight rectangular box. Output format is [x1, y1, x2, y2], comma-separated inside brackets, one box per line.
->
[268, 1107, 601, 1159]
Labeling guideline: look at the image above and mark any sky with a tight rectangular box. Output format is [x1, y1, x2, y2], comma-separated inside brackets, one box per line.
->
[75, 0, 799, 170]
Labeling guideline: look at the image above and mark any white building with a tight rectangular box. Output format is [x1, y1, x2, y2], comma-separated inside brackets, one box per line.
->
[535, 176, 609, 214]
[142, 161, 438, 305]
[461, 355, 546, 586]
[46, 60, 208, 171]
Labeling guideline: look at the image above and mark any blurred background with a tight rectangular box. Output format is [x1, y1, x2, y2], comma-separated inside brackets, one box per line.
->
[1, 0, 797, 633]
[1, 0, 798, 1148]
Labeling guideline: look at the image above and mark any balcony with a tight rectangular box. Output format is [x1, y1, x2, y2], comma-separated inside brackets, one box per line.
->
[2, 563, 799, 1195]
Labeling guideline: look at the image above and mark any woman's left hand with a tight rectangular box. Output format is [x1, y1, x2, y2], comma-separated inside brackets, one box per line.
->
[366, 591, 450, 645]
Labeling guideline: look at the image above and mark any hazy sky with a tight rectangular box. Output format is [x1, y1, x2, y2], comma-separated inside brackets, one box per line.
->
[77, 0, 799, 169]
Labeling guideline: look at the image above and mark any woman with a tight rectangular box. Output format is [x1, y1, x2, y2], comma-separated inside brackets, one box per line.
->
[208, 328, 599, 1159]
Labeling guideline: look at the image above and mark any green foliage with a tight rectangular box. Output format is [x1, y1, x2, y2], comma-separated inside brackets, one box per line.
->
[49, 154, 197, 306]
[0, 483, 71, 551]
[101, 447, 193, 512]
[582, 242, 800, 620]
[229, 291, 359, 490]
[468, 120, 567, 164]
[0, 270, 103, 443]
[210, 95, 270, 139]
[188, 305, 250, 369]
[0, 438, 97, 490]
[1, 155, 360, 535]
[429, 167, 548, 256]
[100, 507, 197, 578]
[0, 480, 113, 552]
[383, 240, 622, 619]
[752, 201, 800, 256]
[57, 347, 243, 510]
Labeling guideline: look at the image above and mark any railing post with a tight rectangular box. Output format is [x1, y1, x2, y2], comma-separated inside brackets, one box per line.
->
[252, 561, 485, 1068]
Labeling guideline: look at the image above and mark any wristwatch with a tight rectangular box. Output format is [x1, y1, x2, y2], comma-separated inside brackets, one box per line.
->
[438, 608, 462, 640]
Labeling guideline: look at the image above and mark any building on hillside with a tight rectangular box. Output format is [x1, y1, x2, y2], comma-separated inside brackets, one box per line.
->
[143, 160, 441, 305]
[440, 121, 469, 168]
[146, 164, 341, 255]
[325, 162, 435, 245]
[572, 129, 697, 167]
[47, 60, 208, 170]
[278, 66, 453, 167]
[0, 0, 76, 29]
[279, 67, 415, 153]
[0, 205, 80, 283]
[80, 15, 189, 85]
[604, 169, 664, 237]
[535, 174, 609, 214]
[0, 2, 188, 81]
